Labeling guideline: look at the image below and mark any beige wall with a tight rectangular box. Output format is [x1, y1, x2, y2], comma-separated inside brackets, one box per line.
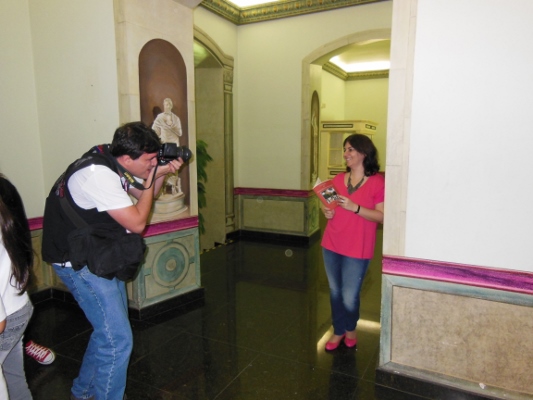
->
[0, 0, 120, 218]
[345, 78, 388, 170]
[194, 2, 393, 190]
[320, 72, 389, 173]
[319, 71, 388, 180]
[32, 0, 120, 195]
[1, 0, 45, 218]
[195, 66, 226, 250]
[1, 1, 392, 219]
[320, 71, 345, 121]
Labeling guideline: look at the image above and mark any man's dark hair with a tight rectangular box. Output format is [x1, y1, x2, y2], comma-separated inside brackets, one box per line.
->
[344, 134, 380, 176]
[110, 121, 161, 160]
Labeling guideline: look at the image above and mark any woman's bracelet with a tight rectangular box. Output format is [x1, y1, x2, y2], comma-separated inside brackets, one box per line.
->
[354, 204, 361, 214]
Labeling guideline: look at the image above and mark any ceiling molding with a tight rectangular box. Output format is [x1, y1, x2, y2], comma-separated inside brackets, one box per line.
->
[322, 62, 347, 80]
[347, 69, 389, 81]
[200, 0, 387, 25]
[323, 62, 388, 81]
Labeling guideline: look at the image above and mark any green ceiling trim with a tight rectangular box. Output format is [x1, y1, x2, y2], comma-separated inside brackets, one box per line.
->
[323, 62, 347, 80]
[323, 62, 388, 81]
[348, 69, 389, 81]
[200, 0, 387, 25]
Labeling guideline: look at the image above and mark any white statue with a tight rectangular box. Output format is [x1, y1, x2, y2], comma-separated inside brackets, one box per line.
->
[152, 98, 183, 145]
[152, 98, 183, 197]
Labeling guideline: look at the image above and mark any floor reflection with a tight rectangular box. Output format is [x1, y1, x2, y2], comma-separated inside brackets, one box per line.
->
[24, 227, 401, 399]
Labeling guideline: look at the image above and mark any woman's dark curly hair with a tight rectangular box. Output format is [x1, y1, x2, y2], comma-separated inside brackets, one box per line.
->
[0, 175, 32, 293]
[343, 134, 380, 176]
[110, 121, 161, 160]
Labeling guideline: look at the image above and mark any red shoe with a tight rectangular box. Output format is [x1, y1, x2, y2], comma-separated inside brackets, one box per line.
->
[344, 336, 357, 348]
[25, 341, 55, 365]
[325, 334, 345, 351]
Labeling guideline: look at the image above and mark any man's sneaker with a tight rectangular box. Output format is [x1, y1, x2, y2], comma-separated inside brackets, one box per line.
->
[25, 341, 55, 365]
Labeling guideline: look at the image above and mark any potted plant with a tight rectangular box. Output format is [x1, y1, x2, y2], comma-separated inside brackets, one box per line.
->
[196, 139, 213, 235]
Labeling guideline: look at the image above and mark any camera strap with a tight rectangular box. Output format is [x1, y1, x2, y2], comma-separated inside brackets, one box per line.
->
[93, 145, 156, 191]
[113, 160, 158, 192]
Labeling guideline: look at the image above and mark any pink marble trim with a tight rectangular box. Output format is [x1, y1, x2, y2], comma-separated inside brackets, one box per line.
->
[29, 216, 198, 238]
[29, 217, 43, 231]
[234, 187, 311, 198]
[143, 217, 198, 237]
[383, 255, 533, 295]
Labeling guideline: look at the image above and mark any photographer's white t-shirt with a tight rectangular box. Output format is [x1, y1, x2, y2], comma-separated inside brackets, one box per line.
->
[68, 165, 133, 211]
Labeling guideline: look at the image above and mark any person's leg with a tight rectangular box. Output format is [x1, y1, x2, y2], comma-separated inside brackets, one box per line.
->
[53, 265, 132, 400]
[0, 301, 34, 400]
[323, 248, 346, 336]
[340, 257, 370, 333]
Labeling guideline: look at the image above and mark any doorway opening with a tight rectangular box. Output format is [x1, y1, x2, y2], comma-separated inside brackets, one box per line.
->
[302, 29, 391, 323]
[194, 27, 235, 251]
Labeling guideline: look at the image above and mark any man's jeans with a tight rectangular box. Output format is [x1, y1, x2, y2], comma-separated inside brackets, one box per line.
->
[53, 265, 132, 400]
[322, 248, 370, 335]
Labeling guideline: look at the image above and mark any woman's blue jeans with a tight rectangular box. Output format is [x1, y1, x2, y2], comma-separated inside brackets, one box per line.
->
[53, 265, 132, 400]
[0, 300, 33, 400]
[322, 248, 370, 335]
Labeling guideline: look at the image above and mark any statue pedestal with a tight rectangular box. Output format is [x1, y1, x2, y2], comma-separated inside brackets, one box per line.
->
[127, 220, 202, 320]
[151, 193, 188, 223]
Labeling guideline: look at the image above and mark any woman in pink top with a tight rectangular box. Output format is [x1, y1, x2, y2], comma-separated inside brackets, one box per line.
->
[321, 134, 384, 351]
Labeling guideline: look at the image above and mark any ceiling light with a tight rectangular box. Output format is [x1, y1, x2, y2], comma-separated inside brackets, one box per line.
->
[330, 56, 390, 73]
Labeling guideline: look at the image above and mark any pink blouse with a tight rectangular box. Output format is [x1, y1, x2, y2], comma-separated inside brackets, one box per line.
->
[321, 172, 384, 259]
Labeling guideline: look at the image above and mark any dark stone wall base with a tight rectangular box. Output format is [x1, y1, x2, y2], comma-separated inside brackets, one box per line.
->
[30, 287, 205, 321]
[227, 229, 320, 247]
[376, 365, 520, 400]
[128, 287, 205, 320]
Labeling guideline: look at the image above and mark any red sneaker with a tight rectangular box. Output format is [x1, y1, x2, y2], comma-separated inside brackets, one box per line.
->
[25, 341, 55, 365]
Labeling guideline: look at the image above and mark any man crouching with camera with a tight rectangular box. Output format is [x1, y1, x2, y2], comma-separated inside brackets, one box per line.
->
[42, 121, 184, 400]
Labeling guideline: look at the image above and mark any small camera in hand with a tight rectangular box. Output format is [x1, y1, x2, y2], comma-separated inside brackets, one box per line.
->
[158, 143, 192, 165]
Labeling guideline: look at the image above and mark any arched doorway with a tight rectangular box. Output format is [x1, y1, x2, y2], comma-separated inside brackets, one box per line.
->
[300, 29, 391, 188]
[194, 27, 235, 251]
[301, 29, 391, 322]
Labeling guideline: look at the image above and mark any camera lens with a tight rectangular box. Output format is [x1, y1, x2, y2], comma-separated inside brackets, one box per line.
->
[176, 146, 192, 162]
[157, 143, 192, 165]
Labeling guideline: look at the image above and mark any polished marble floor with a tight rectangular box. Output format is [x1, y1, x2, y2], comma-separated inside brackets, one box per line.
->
[24, 227, 423, 399]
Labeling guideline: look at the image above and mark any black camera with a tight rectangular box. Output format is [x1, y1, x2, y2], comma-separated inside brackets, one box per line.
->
[158, 143, 192, 165]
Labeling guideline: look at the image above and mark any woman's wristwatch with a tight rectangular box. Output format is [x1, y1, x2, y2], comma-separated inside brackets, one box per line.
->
[354, 204, 361, 214]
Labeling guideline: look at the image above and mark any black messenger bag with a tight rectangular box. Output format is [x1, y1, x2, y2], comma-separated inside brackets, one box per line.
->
[67, 222, 146, 281]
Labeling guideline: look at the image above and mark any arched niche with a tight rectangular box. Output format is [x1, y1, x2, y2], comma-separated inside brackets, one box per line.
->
[139, 39, 191, 222]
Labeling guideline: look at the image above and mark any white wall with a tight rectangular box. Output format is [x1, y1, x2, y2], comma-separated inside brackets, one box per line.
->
[235, 2, 392, 189]
[404, 0, 533, 272]
[30, 0, 120, 191]
[0, 0, 44, 217]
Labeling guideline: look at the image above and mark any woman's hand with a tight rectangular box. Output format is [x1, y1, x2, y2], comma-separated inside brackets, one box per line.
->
[323, 207, 335, 219]
[337, 195, 356, 212]
[337, 195, 384, 224]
